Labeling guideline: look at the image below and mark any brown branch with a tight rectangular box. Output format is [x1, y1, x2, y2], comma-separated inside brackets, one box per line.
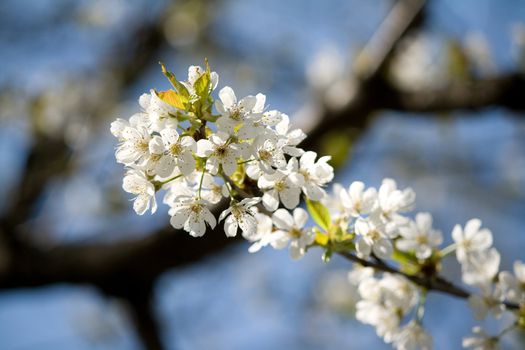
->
[337, 251, 520, 310]
[384, 73, 525, 112]
[124, 288, 164, 350]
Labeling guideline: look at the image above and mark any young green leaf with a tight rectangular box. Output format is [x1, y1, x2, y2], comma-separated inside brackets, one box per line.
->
[306, 198, 331, 231]
[157, 90, 187, 110]
[159, 62, 190, 99]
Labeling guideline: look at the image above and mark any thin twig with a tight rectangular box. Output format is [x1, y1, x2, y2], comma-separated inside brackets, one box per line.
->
[337, 251, 520, 310]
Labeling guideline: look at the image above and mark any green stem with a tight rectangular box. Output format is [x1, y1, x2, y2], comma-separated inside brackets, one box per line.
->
[237, 158, 255, 165]
[197, 167, 206, 199]
[439, 243, 457, 258]
[154, 174, 183, 190]
[416, 289, 427, 323]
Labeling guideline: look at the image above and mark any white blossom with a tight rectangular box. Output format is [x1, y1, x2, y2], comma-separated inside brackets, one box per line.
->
[140, 90, 179, 131]
[248, 134, 287, 175]
[498, 260, 525, 304]
[219, 198, 261, 237]
[356, 274, 417, 343]
[378, 178, 416, 216]
[468, 284, 505, 320]
[270, 208, 315, 260]
[169, 197, 216, 237]
[393, 320, 432, 350]
[298, 151, 333, 200]
[215, 86, 261, 135]
[247, 213, 275, 253]
[463, 327, 500, 350]
[461, 248, 500, 286]
[339, 181, 377, 217]
[122, 170, 157, 215]
[182, 65, 219, 95]
[115, 126, 152, 165]
[355, 215, 393, 259]
[196, 131, 241, 176]
[149, 128, 197, 176]
[452, 219, 493, 263]
[258, 161, 304, 211]
[275, 113, 306, 157]
[397, 212, 443, 260]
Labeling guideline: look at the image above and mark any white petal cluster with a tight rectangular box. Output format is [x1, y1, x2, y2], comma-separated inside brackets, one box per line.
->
[397, 212, 442, 260]
[462, 327, 500, 350]
[247, 208, 314, 260]
[452, 219, 500, 287]
[112, 63, 332, 240]
[326, 179, 416, 259]
[392, 320, 432, 350]
[353, 272, 424, 347]
[111, 62, 524, 350]
[498, 260, 525, 304]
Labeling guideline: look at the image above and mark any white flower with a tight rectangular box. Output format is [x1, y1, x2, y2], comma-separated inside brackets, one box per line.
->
[247, 213, 275, 253]
[323, 183, 350, 219]
[339, 181, 377, 217]
[249, 134, 287, 174]
[275, 113, 306, 157]
[468, 284, 505, 320]
[115, 126, 151, 165]
[356, 274, 417, 343]
[236, 94, 269, 139]
[110, 118, 130, 139]
[498, 260, 525, 303]
[298, 151, 334, 200]
[142, 90, 179, 131]
[196, 131, 241, 176]
[169, 197, 216, 237]
[461, 248, 500, 286]
[149, 128, 197, 177]
[260, 109, 283, 126]
[215, 87, 261, 135]
[182, 65, 219, 95]
[393, 320, 432, 350]
[452, 219, 493, 263]
[219, 198, 261, 237]
[355, 215, 393, 259]
[258, 163, 303, 211]
[378, 178, 415, 217]
[122, 170, 157, 215]
[194, 173, 227, 205]
[348, 266, 375, 285]
[270, 208, 315, 260]
[162, 176, 195, 206]
[462, 327, 499, 350]
[397, 212, 443, 260]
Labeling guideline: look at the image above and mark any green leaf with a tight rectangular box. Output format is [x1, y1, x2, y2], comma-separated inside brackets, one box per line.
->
[157, 90, 187, 110]
[159, 62, 190, 99]
[306, 198, 331, 231]
[194, 63, 211, 98]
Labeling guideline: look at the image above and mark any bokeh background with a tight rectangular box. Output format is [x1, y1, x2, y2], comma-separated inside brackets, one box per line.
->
[1, 0, 525, 349]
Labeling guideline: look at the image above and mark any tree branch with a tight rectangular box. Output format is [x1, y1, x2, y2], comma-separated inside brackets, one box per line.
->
[337, 251, 520, 310]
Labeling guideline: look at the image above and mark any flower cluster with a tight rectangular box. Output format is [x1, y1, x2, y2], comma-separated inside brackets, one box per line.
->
[111, 62, 524, 350]
[111, 61, 333, 245]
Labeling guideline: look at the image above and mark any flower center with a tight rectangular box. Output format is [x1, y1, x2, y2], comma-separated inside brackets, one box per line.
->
[258, 149, 272, 162]
[289, 228, 302, 238]
[169, 143, 182, 155]
[275, 180, 286, 192]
